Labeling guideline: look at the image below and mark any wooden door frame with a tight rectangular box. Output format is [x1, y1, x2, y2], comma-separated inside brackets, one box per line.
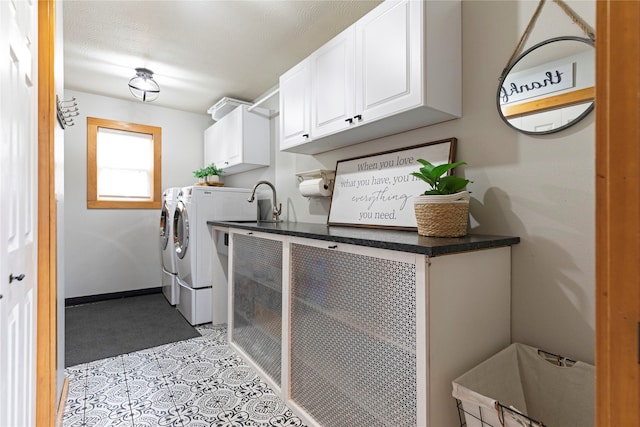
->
[36, 0, 57, 425]
[595, 1, 640, 426]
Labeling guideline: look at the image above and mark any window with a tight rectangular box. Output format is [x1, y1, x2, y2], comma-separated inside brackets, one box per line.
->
[87, 117, 162, 209]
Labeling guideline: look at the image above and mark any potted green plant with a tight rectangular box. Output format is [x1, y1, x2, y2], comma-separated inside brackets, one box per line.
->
[193, 167, 208, 182]
[410, 159, 471, 237]
[204, 163, 224, 183]
[193, 163, 224, 184]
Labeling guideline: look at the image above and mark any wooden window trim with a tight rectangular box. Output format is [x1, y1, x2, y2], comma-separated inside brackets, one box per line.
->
[87, 117, 162, 209]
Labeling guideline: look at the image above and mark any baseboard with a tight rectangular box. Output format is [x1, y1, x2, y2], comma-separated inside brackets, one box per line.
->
[56, 376, 69, 427]
[65, 287, 162, 307]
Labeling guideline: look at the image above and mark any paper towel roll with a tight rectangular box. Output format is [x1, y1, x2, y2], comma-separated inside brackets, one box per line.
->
[299, 178, 332, 197]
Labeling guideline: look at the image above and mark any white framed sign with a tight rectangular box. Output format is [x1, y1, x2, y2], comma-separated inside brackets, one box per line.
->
[328, 138, 457, 229]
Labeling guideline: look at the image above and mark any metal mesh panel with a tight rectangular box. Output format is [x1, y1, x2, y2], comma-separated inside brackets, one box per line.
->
[290, 244, 417, 427]
[232, 234, 282, 386]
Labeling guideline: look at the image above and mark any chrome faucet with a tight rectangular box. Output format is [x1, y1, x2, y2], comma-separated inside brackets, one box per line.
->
[247, 180, 282, 222]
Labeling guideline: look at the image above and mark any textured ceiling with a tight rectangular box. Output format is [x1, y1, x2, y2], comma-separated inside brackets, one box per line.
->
[63, 0, 382, 114]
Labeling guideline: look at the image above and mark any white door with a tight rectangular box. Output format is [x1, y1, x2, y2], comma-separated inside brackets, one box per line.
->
[355, 0, 422, 123]
[310, 27, 355, 138]
[0, 0, 38, 426]
[204, 117, 227, 169]
[221, 105, 243, 168]
[279, 58, 312, 150]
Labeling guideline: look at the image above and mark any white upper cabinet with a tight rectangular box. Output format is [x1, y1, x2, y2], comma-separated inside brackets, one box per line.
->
[279, 58, 312, 151]
[280, 0, 461, 155]
[204, 105, 270, 175]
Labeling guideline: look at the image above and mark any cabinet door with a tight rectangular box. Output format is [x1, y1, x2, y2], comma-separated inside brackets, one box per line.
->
[279, 59, 311, 150]
[288, 242, 418, 426]
[204, 108, 242, 169]
[231, 233, 283, 386]
[355, 0, 422, 122]
[310, 27, 356, 139]
[203, 119, 226, 167]
[221, 106, 242, 168]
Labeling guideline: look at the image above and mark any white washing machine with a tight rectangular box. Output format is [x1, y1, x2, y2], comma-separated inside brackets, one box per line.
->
[160, 187, 181, 305]
[173, 185, 254, 325]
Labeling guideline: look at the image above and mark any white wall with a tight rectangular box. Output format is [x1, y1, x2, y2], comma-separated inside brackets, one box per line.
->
[225, 0, 596, 363]
[63, 90, 210, 299]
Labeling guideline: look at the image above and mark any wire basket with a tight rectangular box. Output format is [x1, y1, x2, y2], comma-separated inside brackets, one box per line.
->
[455, 399, 547, 427]
[452, 343, 594, 427]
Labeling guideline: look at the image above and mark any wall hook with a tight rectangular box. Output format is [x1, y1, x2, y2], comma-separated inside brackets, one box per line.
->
[56, 95, 79, 129]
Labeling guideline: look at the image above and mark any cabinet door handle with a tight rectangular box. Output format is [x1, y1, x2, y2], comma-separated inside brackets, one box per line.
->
[344, 118, 353, 124]
[328, 245, 338, 249]
[9, 273, 25, 284]
[302, 134, 309, 138]
[354, 114, 362, 121]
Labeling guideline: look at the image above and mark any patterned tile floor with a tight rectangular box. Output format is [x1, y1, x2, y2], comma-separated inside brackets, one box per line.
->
[63, 324, 306, 427]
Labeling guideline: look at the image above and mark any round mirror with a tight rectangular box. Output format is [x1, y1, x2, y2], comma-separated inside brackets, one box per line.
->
[497, 36, 594, 135]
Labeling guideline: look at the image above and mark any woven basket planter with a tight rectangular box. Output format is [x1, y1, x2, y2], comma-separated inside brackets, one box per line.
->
[413, 191, 470, 237]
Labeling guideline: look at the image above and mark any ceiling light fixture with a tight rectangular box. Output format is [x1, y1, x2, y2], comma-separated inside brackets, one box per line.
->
[128, 67, 160, 102]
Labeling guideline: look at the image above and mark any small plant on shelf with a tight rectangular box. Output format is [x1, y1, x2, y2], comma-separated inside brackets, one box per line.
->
[193, 163, 224, 177]
[193, 163, 224, 183]
[410, 159, 471, 237]
[193, 168, 208, 179]
[411, 159, 470, 195]
[204, 163, 224, 176]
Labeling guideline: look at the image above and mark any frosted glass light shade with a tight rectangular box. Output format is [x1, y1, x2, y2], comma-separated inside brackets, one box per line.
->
[128, 68, 160, 102]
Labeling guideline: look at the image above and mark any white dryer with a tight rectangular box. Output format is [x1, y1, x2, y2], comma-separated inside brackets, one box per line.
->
[173, 186, 254, 325]
[160, 187, 181, 305]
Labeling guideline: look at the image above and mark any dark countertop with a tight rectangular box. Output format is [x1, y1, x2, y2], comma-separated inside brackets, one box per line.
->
[208, 221, 519, 256]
